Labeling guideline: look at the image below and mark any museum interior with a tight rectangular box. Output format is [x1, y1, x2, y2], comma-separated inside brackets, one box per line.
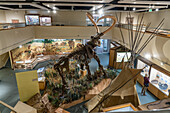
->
[0, 0, 170, 113]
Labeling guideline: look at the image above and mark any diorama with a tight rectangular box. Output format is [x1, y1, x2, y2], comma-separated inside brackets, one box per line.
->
[10, 12, 168, 113]
[10, 39, 82, 69]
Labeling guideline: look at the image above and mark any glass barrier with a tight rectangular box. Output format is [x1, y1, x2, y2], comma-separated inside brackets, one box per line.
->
[0, 23, 26, 30]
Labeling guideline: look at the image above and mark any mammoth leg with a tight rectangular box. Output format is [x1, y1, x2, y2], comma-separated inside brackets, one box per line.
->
[85, 62, 92, 80]
[93, 53, 106, 77]
[57, 67, 66, 85]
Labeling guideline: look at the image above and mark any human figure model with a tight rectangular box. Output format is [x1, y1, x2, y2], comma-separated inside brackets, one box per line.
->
[141, 74, 150, 96]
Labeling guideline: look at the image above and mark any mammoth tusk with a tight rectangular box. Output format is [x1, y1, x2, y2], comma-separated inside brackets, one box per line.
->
[97, 15, 117, 34]
[86, 12, 100, 33]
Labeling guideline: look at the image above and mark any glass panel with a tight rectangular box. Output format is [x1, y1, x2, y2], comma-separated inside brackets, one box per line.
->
[150, 67, 170, 96]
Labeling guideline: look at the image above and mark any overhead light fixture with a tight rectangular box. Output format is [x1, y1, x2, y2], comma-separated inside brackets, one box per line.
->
[161, 62, 164, 66]
[53, 10, 56, 14]
[133, 2, 136, 4]
[47, 4, 50, 7]
[53, 6, 56, 10]
[156, 8, 159, 11]
[19, 5, 22, 8]
[124, 7, 127, 10]
[47, 10, 50, 13]
[133, 7, 136, 11]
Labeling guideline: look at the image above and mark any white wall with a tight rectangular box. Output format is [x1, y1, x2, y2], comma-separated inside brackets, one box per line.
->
[112, 27, 170, 71]
[35, 26, 112, 39]
[142, 9, 170, 29]
[5, 10, 26, 23]
[26, 10, 87, 26]
[0, 11, 6, 23]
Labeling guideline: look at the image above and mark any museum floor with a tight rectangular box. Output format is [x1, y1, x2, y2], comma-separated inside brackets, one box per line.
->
[0, 53, 158, 113]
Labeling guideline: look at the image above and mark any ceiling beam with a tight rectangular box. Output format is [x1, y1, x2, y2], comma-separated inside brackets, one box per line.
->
[31, 3, 49, 10]
[118, 1, 170, 5]
[0, 6, 13, 10]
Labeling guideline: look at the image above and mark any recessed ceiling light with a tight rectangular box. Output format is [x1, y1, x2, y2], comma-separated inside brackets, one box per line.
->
[53, 7, 56, 10]
[47, 10, 50, 13]
[133, 7, 136, 11]
[156, 8, 159, 11]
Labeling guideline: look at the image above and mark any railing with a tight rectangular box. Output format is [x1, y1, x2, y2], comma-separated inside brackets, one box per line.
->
[0, 23, 26, 30]
[0, 100, 17, 113]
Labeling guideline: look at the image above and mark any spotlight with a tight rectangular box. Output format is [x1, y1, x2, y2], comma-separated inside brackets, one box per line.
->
[53, 7, 56, 10]
[133, 7, 136, 11]
[156, 8, 159, 11]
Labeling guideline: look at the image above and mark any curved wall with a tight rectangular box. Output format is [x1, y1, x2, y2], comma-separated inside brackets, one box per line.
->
[112, 27, 170, 71]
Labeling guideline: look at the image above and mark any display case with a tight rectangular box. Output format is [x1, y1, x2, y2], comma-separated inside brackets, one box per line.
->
[150, 67, 170, 96]
[10, 39, 83, 69]
[137, 59, 150, 77]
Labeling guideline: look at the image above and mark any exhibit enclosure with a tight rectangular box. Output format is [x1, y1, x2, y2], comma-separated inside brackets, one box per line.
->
[25, 15, 40, 26]
[150, 67, 170, 96]
[10, 39, 82, 69]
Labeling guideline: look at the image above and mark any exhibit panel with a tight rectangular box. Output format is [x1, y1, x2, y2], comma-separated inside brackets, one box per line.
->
[25, 15, 40, 26]
[150, 67, 170, 96]
[40, 16, 52, 26]
[116, 52, 131, 62]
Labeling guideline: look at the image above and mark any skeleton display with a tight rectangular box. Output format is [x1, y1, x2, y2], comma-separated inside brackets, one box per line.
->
[54, 12, 117, 89]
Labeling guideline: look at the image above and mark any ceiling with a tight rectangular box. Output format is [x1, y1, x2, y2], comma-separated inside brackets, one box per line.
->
[0, 0, 169, 13]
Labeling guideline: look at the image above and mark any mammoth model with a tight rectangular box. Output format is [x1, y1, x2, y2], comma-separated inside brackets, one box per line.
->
[54, 12, 117, 90]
